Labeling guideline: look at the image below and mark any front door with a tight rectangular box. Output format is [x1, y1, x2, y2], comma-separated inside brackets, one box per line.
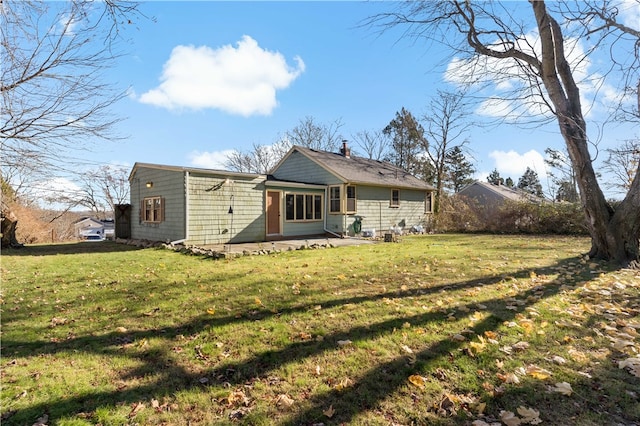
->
[266, 191, 281, 236]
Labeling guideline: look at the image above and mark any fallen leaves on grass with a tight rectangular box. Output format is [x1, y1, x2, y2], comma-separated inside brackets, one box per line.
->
[525, 364, 552, 380]
[551, 382, 573, 395]
[408, 374, 426, 388]
[496, 372, 520, 384]
[32, 414, 48, 426]
[500, 406, 542, 425]
[323, 404, 335, 418]
[517, 406, 542, 424]
[129, 402, 145, 418]
[227, 389, 250, 407]
[274, 394, 294, 408]
[619, 357, 640, 377]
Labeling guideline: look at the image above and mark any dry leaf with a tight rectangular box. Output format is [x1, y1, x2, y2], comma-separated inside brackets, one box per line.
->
[517, 406, 542, 424]
[401, 344, 414, 354]
[408, 374, 426, 388]
[129, 402, 145, 418]
[275, 394, 295, 408]
[334, 377, 354, 390]
[484, 330, 498, 340]
[512, 341, 530, 352]
[255, 297, 263, 306]
[526, 365, 552, 380]
[497, 372, 520, 384]
[323, 404, 335, 418]
[452, 334, 466, 342]
[32, 414, 48, 426]
[207, 307, 215, 315]
[552, 382, 573, 396]
[337, 340, 352, 346]
[619, 357, 640, 377]
[315, 365, 321, 376]
[500, 410, 522, 426]
[227, 390, 249, 407]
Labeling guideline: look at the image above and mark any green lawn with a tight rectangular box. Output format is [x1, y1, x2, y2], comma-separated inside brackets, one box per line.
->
[1, 235, 638, 425]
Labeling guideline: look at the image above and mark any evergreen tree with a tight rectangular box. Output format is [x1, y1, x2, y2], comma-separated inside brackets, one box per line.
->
[505, 177, 514, 188]
[487, 169, 504, 185]
[556, 179, 579, 202]
[517, 167, 544, 197]
[444, 146, 475, 192]
[383, 108, 430, 179]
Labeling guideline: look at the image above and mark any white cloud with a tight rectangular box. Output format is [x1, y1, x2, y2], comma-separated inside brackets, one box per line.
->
[620, 0, 640, 28]
[139, 35, 305, 116]
[188, 150, 235, 169]
[489, 149, 547, 180]
[445, 26, 623, 121]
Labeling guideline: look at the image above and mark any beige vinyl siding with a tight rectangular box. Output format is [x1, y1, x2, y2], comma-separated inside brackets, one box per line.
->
[347, 185, 431, 235]
[187, 173, 266, 245]
[272, 151, 342, 185]
[130, 167, 186, 242]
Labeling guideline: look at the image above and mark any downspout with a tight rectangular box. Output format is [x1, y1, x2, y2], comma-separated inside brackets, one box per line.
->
[323, 186, 342, 238]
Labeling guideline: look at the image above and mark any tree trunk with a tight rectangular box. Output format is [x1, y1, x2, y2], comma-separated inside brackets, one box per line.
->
[532, 1, 640, 267]
[1, 208, 23, 248]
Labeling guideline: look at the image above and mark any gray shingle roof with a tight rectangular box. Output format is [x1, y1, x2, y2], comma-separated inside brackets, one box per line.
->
[293, 146, 434, 190]
[459, 181, 546, 203]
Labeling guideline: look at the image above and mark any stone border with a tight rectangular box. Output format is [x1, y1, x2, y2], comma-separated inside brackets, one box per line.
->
[115, 238, 336, 259]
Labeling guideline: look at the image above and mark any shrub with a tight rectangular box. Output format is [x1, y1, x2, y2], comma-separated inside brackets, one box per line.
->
[436, 194, 588, 235]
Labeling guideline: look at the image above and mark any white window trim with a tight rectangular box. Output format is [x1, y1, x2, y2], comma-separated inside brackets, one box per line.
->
[390, 188, 400, 208]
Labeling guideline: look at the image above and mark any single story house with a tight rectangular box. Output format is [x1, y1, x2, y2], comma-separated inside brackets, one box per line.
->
[457, 181, 546, 211]
[74, 217, 114, 240]
[127, 143, 435, 246]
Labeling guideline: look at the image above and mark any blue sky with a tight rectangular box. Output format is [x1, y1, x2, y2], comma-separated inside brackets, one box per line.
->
[84, 1, 638, 199]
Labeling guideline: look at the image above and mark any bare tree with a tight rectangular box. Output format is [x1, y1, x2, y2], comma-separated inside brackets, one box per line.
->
[602, 139, 640, 195]
[225, 140, 292, 174]
[286, 116, 344, 152]
[545, 147, 579, 202]
[1, 0, 144, 246]
[422, 90, 473, 212]
[370, 1, 640, 266]
[351, 130, 389, 160]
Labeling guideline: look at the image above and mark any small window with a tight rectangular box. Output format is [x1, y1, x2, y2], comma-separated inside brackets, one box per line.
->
[425, 192, 433, 213]
[142, 196, 164, 223]
[285, 192, 323, 222]
[346, 185, 356, 213]
[390, 189, 400, 207]
[329, 186, 341, 213]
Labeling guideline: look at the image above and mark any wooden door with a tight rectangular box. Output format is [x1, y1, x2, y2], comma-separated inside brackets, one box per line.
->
[266, 191, 281, 235]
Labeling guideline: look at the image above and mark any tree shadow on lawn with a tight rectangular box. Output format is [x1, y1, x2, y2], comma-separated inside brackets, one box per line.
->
[2, 241, 142, 256]
[1, 255, 626, 425]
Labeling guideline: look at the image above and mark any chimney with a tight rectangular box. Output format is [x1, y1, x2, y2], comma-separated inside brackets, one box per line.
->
[340, 140, 351, 158]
